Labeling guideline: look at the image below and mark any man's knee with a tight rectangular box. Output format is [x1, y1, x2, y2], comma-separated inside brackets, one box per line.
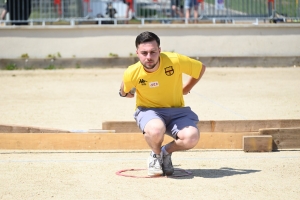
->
[190, 130, 200, 147]
[186, 130, 200, 148]
[144, 118, 166, 140]
[177, 127, 200, 148]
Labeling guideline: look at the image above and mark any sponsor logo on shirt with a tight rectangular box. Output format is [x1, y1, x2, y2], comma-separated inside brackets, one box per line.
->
[139, 79, 147, 85]
[165, 66, 174, 76]
[149, 81, 159, 88]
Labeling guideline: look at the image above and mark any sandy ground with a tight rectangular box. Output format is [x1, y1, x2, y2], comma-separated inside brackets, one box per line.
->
[0, 67, 299, 131]
[0, 150, 299, 200]
[0, 67, 300, 200]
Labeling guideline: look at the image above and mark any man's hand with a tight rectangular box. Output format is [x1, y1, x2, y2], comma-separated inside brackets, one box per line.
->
[183, 64, 206, 95]
[126, 92, 135, 98]
[119, 81, 135, 98]
[183, 90, 190, 95]
[126, 88, 136, 98]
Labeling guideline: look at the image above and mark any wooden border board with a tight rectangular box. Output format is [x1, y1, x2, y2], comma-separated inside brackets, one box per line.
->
[0, 132, 258, 150]
[102, 119, 300, 133]
[0, 124, 70, 133]
[243, 135, 273, 152]
[259, 127, 300, 149]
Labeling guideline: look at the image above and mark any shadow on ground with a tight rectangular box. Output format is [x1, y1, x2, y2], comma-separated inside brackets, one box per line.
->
[170, 167, 261, 179]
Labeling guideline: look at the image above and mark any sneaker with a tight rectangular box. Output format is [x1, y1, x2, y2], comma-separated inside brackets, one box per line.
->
[162, 151, 174, 176]
[147, 152, 163, 176]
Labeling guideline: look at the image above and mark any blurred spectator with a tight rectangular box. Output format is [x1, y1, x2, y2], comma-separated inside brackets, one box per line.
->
[96, 2, 117, 24]
[1, 0, 7, 21]
[106, 2, 117, 18]
[54, 0, 62, 16]
[6, 0, 31, 25]
[185, 0, 199, 23]
[54, 0, 70, 17]
[197, 0, 204, 15]
[83, 0, 92, 13]
[268, 0, 274, 17]
[124, 0, 134, 20]
[171, 0, 183, 18]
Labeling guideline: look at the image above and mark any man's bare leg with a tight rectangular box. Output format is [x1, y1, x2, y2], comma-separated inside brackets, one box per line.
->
[164, 126, 200, 153]
[144, 118, 166, 176]
[143, 118, 166, 154]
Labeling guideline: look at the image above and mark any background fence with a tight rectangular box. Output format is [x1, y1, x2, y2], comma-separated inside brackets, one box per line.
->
[0, 0, 299, 25]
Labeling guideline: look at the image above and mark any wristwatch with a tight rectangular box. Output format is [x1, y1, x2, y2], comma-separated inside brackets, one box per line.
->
[119, 89, 128, 97]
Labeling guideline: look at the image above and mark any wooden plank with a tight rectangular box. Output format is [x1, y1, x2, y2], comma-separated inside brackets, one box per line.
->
[196, 132, 259, 149]
[243, 136, 273, 152]
[259, 127, 300, 150]
[102, 121, 140, 133]
[0, 133, 155, 150]
[0, 132, 258, 150]
[70, 129, 116, 133]
[102, 119, 300, 133]
[200, 120, 300, 132]
[0, 124, 70, 133]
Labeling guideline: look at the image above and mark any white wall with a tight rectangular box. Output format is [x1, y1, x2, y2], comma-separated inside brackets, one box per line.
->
[0, 24, 300, 59]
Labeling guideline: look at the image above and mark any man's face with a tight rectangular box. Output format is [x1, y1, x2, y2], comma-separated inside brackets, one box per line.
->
[136, 40, 161, 71]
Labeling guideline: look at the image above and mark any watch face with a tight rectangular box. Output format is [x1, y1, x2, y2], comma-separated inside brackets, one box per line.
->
[130, 88, 136, 94]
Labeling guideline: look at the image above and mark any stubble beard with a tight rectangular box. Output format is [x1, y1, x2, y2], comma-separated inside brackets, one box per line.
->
[142, 59, 159, 70]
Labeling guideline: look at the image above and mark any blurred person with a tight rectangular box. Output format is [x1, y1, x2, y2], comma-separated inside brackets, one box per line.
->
[54, 0, 62, 16]
[54, 0, 70, 17]
[124, 0, 134, 23]
[197, 0, 204, 16]
[185, 0, 199, 23]
[171, 0, 183, 18]
[6, 0, 31, 25]
[1, 0, 7, 21]
[267, 0, 274, 17]
[96, 2, 117, 24]
[119, 31, 206, 176]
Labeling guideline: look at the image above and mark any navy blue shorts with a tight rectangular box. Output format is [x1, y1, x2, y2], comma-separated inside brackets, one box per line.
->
[133, 106, 199, 139]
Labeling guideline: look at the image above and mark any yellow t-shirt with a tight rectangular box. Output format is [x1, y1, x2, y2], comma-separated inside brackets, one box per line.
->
[123, 52, 202, 108]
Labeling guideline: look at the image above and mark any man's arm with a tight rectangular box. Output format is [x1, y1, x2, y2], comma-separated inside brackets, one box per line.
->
[119, 81, 135, 98]
[183, 64, 206, 95]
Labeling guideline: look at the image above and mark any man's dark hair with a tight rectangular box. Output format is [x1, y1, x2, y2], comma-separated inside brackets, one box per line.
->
[135, 31, 160, 48]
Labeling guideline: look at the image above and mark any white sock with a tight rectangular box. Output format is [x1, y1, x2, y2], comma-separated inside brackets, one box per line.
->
[162, 146, 169, 156]
[151, 151, 162, 157]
